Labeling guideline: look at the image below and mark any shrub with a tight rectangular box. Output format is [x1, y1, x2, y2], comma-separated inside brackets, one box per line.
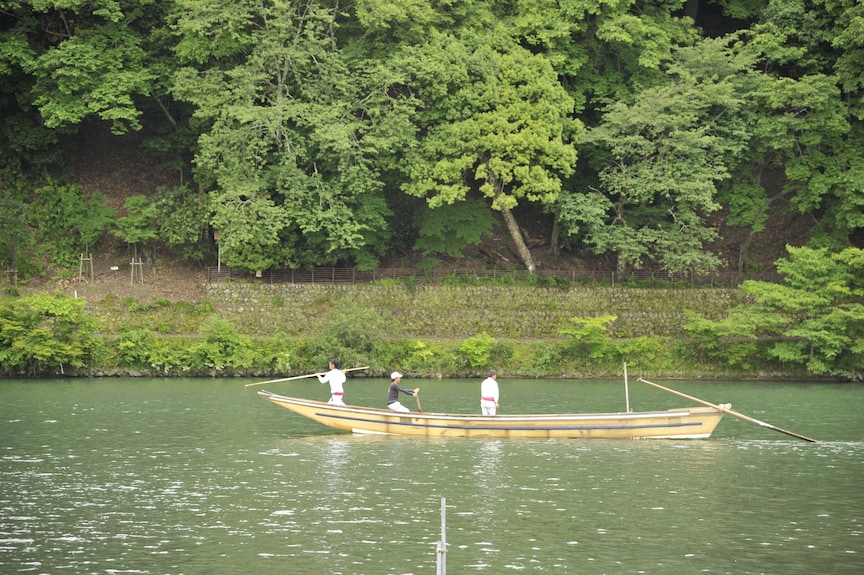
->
[399, 339, 457, 378]
[115, 327, 156, 367]
[186, 318, 255, 372]
[559, 315, 618, 360]
[508, 341, 561, 378]
[304, 300, 393, 369]
[0, 293, 99, 375]
[458, 332, 496, 369]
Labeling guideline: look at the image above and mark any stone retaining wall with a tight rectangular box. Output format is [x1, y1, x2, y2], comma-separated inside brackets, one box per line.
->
[204, 283, 749, 338]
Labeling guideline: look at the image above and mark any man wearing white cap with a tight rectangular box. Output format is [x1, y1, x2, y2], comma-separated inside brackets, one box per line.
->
[387, 371, 419, 412]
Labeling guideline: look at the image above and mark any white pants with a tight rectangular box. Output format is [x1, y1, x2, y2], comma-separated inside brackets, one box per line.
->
[481, 400, 497, 416]
[388, 401, 410, 412]
[329, 395, 345, 406]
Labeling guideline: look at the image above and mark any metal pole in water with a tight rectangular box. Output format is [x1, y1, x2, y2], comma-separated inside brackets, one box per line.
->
[436, 497, 447, 575]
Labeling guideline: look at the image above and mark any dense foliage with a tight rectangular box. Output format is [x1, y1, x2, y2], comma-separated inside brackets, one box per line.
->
[0, 289, 782, 379]
[1, 246, 860, 379]
[1, 0, 861, 277]
[0, 293, 99, 375]
[686, 246, 864, 380]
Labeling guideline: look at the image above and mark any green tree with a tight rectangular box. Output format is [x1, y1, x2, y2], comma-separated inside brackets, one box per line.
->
[570, 37, 751, 274]
[69, 190, 117, 263]
[683, 308, 767, 369]
[28, 179, 114, 270]
[824, 0, 864, 120]
[716, 1, 863, 263]
[412, 199, 498, 261]
[114, 195, 157, 245]
[113, 195, 158, 275]
[560, 315, 618, 360]
[691, 246, 864, 379]
[152, 185, 212, 262]
[0, 293, 99, 375]
[743, 246, 864, 379]
[6, 1, 160, 134]
[395, 31, 579, 272]
[511, 0, 698, 105]
[171, 0, 397, 271]
[0, 189, 32, 280]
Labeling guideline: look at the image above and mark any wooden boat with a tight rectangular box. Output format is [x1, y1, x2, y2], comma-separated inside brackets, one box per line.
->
[256, 390, 727, 439]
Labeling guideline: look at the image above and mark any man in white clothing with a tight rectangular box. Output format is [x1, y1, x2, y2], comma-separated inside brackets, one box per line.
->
[480, 370, 499, 415]
[317, 359, 347, 405]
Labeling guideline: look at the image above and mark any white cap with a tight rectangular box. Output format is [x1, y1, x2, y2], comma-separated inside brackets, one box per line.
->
[391, 371, 403, 380]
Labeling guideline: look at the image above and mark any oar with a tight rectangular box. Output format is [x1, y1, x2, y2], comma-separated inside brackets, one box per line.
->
[244, 366, 370, 388]
[414, 390, 423, 413]
[637, 377, 819, 443]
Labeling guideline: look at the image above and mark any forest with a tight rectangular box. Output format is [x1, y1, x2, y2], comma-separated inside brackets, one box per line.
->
[1, 0, 862, 277]
[0, 1, 863, 380]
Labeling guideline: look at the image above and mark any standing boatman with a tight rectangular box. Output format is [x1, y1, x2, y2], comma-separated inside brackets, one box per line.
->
[317, 359, 347, 405]
[480, 370, 499, 415]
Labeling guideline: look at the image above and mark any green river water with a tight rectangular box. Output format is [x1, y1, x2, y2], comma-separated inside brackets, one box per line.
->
[1, 377, 862, 574]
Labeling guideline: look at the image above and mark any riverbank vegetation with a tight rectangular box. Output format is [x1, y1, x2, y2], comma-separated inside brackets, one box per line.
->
[1, 245, 860, 380]
[0, 289, 766, 379]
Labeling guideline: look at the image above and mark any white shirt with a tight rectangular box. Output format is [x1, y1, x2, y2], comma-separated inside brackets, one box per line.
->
[318, 368, 346, 394]
[480, 377, 499, 402]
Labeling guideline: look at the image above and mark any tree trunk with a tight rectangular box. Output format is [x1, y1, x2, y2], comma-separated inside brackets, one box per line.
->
[489, 171, 536, 273]
[500, 205, 536, 273]
[738, 230, 754, 274]
[684, 0, 699, 20]
[6, 244, 16, 284]
[616, 254, 627, 274]
[550, 207, 561, 258]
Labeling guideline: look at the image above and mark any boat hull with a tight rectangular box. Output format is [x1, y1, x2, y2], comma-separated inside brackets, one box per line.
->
[257, 391, 725, 439]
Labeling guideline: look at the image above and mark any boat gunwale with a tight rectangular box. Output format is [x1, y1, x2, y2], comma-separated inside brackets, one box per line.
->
[256, 390, 724, 422]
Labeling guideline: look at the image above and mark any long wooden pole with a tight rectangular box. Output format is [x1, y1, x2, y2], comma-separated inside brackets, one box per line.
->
[415, 391, 423, 413]
[637, 377, 819, 443]
[245, 366, 370, 388]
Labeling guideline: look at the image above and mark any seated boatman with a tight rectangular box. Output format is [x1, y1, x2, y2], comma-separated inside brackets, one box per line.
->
[386, 372, 419, 412]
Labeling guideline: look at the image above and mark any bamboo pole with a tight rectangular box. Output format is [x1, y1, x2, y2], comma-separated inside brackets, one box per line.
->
[244, 366, 370, 388]
[638, 377, 818, 443]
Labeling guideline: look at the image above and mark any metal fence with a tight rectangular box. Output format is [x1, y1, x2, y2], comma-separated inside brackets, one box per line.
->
[207, 266, 781, 288]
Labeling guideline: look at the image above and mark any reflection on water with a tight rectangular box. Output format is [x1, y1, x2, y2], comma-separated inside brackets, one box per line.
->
[1, 378, 862, 574]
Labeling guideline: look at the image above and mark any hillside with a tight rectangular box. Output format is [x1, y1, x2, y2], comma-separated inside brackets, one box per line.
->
[41, 122, 814, 303]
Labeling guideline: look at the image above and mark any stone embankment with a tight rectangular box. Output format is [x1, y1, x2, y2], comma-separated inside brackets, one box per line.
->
[204, 283, 750, 339]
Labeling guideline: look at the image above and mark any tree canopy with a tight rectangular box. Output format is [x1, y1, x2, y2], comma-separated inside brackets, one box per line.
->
[0, 0, 861, 277]
[686, 245, 864, 379]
